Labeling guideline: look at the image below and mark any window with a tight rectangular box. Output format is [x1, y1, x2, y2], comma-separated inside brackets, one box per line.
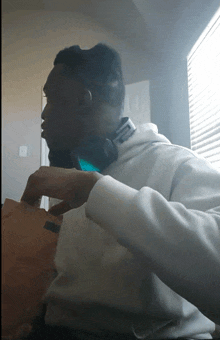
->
[187, 7, 220, 170]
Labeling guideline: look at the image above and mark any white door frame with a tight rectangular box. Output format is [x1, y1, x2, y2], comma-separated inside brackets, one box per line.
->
[40, 87, 50, 210]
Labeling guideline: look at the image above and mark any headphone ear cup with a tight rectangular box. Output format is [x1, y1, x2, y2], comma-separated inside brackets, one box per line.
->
[103, 139, 118, 162]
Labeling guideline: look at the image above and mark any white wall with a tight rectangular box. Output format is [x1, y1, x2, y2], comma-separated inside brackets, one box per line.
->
[2, 10, 150, 203]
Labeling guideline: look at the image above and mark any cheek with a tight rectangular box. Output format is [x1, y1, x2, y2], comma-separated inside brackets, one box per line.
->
[64, 118, 88, 139]
[56, 117, 85, 142]
[46, 107, 74, 131]
[46, 105, 96, 141]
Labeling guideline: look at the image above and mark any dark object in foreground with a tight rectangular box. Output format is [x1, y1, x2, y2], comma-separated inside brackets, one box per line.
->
[21, 304, 137, 340]
[21, 304, 205, 340]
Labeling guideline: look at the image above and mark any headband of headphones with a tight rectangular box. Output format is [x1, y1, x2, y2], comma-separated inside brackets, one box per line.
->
[73, 117, 136, 172]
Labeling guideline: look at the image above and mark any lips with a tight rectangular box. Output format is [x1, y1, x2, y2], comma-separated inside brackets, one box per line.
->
[41, 122, 46, 130]
[41, 121, 49, 138]
[41, 122, 50, 137]
[41, 130, 46, 138]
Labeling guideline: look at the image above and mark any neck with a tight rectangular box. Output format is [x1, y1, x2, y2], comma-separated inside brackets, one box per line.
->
[93, 104, 122, 138]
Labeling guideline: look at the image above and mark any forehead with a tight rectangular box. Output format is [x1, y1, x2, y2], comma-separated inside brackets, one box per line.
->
[43, 64, 84, 96]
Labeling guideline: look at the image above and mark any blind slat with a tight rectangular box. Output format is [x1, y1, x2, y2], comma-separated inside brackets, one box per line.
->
[194, 150, 220, 160]
[191, 126, 220, 147]
[190, 115, 220, 138]
[188, 89, 218, 105]
[189, 102, 219, 123]
[192, 139, 220, 155]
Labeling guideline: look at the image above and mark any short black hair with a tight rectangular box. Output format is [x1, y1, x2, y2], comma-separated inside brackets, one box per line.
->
[54, 43, 125, 112]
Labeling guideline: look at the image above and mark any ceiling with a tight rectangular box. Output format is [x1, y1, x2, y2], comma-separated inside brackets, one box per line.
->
[2, 0, 220, 63]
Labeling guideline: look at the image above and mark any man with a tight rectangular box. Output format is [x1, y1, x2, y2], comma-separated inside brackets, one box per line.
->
[21, 43, 220, 339]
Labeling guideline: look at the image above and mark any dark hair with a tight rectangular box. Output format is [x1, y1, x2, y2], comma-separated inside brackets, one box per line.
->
[54, 43, 125, 112]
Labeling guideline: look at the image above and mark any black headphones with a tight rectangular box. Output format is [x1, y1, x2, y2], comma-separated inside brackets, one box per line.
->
[72, 117, 136, 172]
[49, 117, 136, 173]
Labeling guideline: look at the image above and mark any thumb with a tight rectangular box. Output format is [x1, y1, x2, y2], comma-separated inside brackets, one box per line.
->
[48, 199, 80, 216]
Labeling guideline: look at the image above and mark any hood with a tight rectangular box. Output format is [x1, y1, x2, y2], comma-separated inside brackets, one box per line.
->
[114, 122, 171, 165]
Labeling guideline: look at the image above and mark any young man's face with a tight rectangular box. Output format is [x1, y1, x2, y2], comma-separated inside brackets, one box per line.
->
[41, 64, 96, 150]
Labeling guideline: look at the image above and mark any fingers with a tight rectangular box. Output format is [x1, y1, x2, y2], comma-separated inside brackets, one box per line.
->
[48, 200, 80, 216]
[20, 166, 57, 206]
[20, 166, 94, 209]
[20, 174, 42, 206]
[21, 194, 42, 207]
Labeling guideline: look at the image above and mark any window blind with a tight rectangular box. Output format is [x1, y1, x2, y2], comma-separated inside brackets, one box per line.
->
[187, 7, 220, 170]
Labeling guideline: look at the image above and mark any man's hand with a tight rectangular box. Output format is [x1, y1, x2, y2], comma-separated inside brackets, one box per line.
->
[21, 166, 102, 216]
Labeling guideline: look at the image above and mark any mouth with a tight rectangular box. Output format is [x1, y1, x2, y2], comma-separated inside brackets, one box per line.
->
[41, 122, 46, 129]
[41, 130, 46, 138]
[41, 128, 49, 137]
[41, 129, 55, 145]
[41, 122, 49, 137]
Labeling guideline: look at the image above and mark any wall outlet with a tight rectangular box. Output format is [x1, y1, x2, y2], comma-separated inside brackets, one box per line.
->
[19, 145, 28, 157]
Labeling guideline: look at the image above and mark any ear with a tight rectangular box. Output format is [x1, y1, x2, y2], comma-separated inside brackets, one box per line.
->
[78, 89, 92, 107]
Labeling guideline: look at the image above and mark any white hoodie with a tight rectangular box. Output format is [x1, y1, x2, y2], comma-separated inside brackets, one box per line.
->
[45, 123, 220, 339]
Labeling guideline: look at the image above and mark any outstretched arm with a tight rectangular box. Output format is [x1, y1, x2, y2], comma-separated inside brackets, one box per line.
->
[85, 162, 220, 324]
[21, 163, 220, 324]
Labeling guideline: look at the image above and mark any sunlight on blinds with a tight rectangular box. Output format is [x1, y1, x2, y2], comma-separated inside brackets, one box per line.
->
[187, 7, 220, 170]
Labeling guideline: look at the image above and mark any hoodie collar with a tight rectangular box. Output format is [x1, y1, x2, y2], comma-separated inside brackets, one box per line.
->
[116, 122, 171, 158]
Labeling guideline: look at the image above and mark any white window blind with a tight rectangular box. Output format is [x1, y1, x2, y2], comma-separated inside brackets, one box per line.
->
[187, 7, 220, 170]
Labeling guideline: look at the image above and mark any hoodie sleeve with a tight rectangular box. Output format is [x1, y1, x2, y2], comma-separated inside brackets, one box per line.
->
[85, 159, 220, 324]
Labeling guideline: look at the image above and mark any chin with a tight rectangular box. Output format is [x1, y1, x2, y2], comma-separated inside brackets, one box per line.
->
[45, 140, 64, 151]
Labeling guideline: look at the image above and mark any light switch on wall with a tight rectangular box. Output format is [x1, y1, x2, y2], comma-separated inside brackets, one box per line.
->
[19, 145, 28, 157]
